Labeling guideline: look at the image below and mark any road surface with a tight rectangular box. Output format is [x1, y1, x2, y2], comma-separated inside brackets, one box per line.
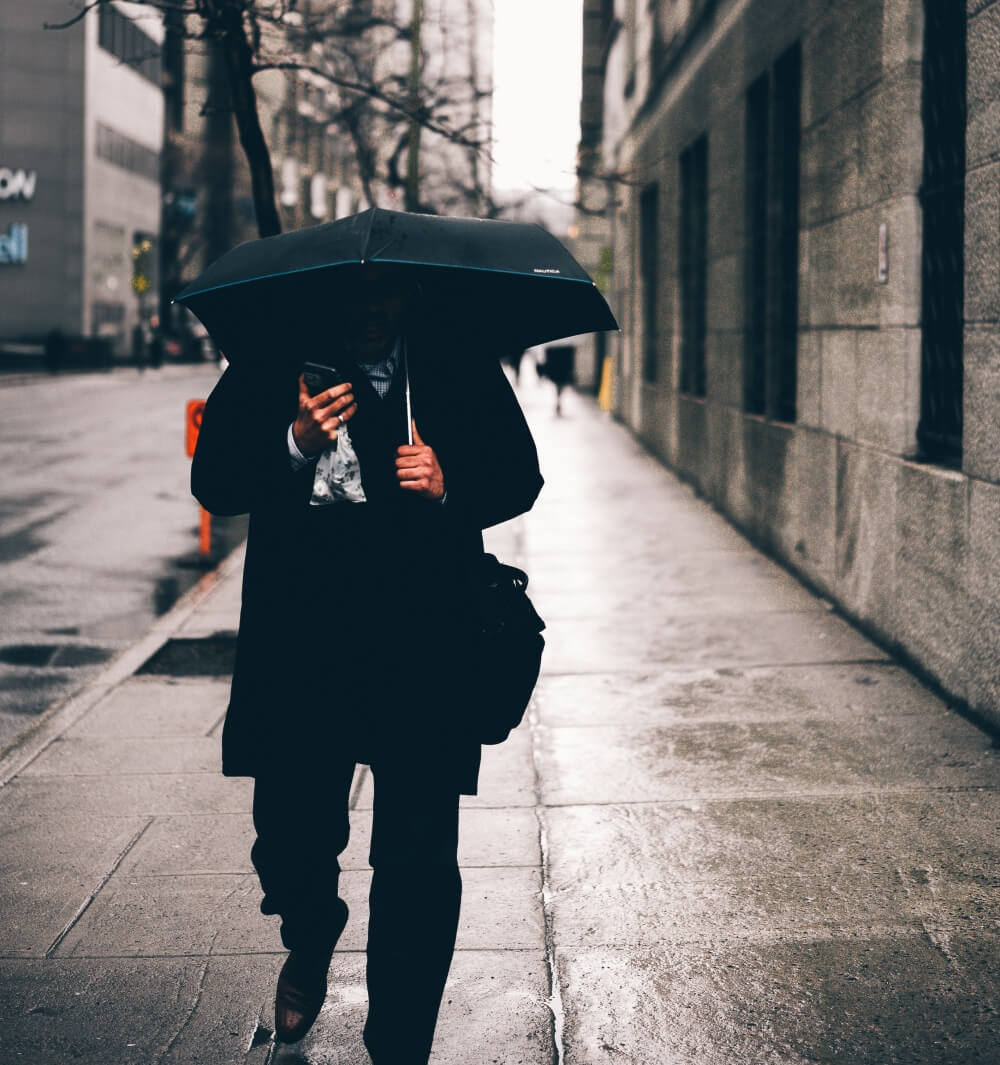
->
[0, 365, 245, 752]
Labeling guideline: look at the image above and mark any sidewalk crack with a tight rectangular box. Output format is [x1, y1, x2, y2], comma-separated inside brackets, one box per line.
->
[156, 955, 211, 1064]
[45, 816, 154, 958]
[528, 698, 565, 1065]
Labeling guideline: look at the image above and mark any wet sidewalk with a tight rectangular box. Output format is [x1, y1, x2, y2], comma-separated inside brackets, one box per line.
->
[1, 378, 999, 1064]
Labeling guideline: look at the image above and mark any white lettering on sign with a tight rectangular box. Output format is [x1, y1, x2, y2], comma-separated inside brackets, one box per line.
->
[0, 168, 37, 202]
[0, 224, 29, 264]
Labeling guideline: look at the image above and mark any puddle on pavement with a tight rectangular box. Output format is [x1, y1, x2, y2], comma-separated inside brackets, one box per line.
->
[0, 513, 247, 753]
[51, 514, 247, 641]
[138, 635, 237, 677]
[150, 513, 248, 618]
[0, 644, 115, 668]
[0, 644, 57, 667]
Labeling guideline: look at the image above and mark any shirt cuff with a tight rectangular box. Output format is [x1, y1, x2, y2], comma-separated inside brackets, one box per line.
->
[287, 423, 313, 470]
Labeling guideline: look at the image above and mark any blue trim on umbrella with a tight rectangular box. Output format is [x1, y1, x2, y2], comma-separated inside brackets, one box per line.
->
[176, 256, 597, 302]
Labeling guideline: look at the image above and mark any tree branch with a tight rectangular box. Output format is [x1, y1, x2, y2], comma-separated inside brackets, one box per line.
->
[43, 0, 104, 30]
[254, 58, 485, 152]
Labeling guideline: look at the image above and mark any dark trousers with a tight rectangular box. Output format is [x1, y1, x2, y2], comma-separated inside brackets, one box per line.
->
[251, 760, 462, 1064]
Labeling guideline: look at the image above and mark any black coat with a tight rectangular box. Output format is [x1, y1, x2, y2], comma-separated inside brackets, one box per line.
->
[191, 336, 543, 793]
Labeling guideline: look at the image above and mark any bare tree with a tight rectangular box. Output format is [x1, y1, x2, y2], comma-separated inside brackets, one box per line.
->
[49, 0, 497, 235]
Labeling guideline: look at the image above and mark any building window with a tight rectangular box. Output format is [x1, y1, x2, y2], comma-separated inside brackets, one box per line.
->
[98, 4, 162, 88]
[639, 182, 659, 383]
[918, 0, 966, 466]
[744, 72, 769, 414]
[92, 300, 126, 335]
[95, 122, 161, 183]
[679, 134, 708, 397]
[742, 41, 801, 422]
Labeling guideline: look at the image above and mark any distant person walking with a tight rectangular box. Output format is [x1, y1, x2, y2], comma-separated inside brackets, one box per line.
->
[540, 344, 574, 415]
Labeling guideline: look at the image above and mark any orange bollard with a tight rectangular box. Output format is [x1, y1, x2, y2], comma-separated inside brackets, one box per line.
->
[187, 400, 210, 556]
[199, 506, 212, 556]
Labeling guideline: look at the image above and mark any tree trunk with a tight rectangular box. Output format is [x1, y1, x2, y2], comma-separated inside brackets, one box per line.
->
[207, 1, 282, 237]
[465, 0, 483, 213]
[405, 0, 423, 212]
[344, 107, 376, 209]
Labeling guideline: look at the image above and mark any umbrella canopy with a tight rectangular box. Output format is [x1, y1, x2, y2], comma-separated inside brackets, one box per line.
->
[175, 207, 618, 365]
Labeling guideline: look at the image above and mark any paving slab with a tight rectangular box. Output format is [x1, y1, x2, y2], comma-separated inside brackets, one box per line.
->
[557, 937, 1000, 1065]
[547, 869, 998, 948]
[524, 548, 793, 593]
[116, 814, 257, 877]
[284, 951, 554, 1065]
[65, 678, 229, 739]
[0, 957, 241, 1065]
[331, 867, 544, 953]
[346, 728, 537, 812]
[0, 810, 149, 957]
[116, 804, 540, 885]
[54, 865, 543, 959]
[541, 610, 890, 674]
[1, 773, 251, 817]
[532, 581, 828, 621]
[340, 806, 541, 871]
[533, 662, 965, 728]
[53, 873, 272, 958]
[522, 516, 754, 557]
[20, 735, 220, 776]
[543, 792, 1000, 890]
[464, 727, 538, 808]
[158, 953, 280, 1065]
[535, 716, 1000, 806]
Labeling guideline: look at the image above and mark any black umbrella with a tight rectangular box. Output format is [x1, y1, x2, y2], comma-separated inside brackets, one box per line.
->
[175, 207, 618, 365]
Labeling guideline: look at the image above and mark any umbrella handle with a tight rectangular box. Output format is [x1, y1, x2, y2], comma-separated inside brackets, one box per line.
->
[403, 337, 413, 446]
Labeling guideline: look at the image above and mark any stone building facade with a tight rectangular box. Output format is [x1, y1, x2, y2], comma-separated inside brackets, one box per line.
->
[580, 0, 1000, 726]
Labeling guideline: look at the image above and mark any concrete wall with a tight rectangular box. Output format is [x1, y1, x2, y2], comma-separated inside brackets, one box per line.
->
[0, 1, 163, 351]
[84, 2, 164, 348]
[0, 1, 87, 336]
[595, 0, 1000, 727]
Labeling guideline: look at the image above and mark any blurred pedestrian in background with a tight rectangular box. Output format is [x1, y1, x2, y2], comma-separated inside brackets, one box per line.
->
[539, 343, 575, 415]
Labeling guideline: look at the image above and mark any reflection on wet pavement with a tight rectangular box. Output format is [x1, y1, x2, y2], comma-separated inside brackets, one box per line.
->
[0, 366, 247, 754]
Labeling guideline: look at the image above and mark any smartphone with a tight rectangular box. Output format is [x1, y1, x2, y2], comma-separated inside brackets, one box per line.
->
[302, 361, 345, 397]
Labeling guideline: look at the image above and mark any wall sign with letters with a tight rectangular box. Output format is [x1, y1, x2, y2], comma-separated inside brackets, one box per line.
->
[0, 168, 37, 202]
[0, 223, 28, 264]
[0, 167, 35, 264]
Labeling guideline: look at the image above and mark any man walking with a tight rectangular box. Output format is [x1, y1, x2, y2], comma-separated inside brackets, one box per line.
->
[191, 265, 543, 1061]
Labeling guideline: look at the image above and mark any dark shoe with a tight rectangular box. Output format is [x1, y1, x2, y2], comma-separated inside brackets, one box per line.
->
[274, 948, 333, 1044]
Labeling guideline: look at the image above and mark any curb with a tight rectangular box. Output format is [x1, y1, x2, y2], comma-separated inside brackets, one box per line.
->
[0, 363, 220, 389]
[0, 542, 245, 789]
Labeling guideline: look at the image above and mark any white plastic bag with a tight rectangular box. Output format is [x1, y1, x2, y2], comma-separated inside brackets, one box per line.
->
[309, 424, 367, 505]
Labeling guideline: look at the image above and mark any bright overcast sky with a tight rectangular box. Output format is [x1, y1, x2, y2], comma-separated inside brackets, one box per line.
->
[491, 0, 583, 192]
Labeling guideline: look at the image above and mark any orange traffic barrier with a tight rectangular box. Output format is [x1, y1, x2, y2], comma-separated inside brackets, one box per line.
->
[185, 399, 205, 458]
[186, 400, 210, 556]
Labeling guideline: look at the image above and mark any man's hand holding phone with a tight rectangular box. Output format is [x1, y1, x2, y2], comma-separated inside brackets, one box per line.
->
[293, 366, 357, 456]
